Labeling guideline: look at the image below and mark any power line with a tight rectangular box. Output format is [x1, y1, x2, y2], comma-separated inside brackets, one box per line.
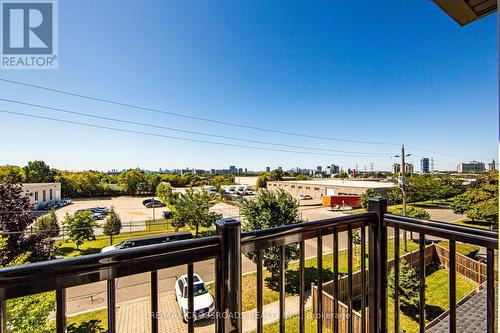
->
[0, 109, 393, 158]
[0, 97, 392, 157]
[0, 78, 400, 146]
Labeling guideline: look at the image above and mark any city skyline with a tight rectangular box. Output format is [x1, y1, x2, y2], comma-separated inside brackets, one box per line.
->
[0, 1, 497, 171]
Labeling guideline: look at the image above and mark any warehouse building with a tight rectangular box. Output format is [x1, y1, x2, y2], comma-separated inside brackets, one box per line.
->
[22, 183, 61, 210]
[266, 179, 395, 200]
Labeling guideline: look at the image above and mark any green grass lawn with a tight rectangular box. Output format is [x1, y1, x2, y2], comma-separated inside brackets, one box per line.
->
[453, 218, 494, 230]
[258, 266, 476, 333]
[66, 308, 108, 330]
[232, 238, 477, 312]
[387, 265, 477, 333]
[232, 239, 418, 312]
[56, 219, 215, 258]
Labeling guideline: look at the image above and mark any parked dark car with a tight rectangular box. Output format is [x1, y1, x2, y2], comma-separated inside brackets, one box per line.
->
[143, 198, 165, 208]
[101, 232, 193, 253]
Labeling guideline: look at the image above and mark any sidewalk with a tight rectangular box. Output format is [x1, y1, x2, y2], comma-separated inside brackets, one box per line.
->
[90, 289, 312, 332]
[241, 291, 312, 333]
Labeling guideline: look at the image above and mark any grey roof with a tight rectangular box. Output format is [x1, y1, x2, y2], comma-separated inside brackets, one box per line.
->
[426, 287, 487, 333]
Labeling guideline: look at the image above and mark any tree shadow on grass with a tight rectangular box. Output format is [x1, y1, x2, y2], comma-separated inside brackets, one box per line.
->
[56, 247, 75, 256]
[277, 267, 335, 294]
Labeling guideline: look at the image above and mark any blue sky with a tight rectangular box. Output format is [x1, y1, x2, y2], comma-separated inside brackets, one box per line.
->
[0, 1, 497, 172]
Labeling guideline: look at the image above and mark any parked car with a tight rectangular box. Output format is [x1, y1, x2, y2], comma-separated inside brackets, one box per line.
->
[142, 198, 165, 208]
[75, 209, 104, 220]
[89, 207, 108, 216]
[300, 194, 313, 200]
[174, 274, 215, 322]
[162, 210, 174, 219]
[101, 232, 193, 253]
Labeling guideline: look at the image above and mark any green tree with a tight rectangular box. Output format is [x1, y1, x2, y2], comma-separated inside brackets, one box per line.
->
[119, 169, 146, 195]
[156, 183, 176, 205]
[360, 188, 382, 208]
[256, 173, 270, 189]
[0, 230, 55, 333]
[394, 206, 431, 220]
[171, 189, 222, 236]
[23, 161, 56, 183]
[63, 211, 98, 250]
[103, 208, 121, 245]
[352, 229, 362, 257]
[241, 189, 301, 290]
[0, 183, 55, 265]
[451, 172, 498, 224]
[270, 168, 284, 181]
[34, 209, 60, 238]
[387, 260, 420, 312]
[0, 165, 25, 183]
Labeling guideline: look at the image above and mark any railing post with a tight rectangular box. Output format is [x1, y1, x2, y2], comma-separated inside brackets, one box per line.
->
[216, 218, 242, 333]
[368, 198, 387, 333]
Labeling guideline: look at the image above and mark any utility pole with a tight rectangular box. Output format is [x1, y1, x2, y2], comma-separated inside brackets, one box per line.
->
[396, 145, 411, 251]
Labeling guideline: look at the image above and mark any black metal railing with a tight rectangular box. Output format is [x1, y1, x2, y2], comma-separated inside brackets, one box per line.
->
[0, 198, 497, 333]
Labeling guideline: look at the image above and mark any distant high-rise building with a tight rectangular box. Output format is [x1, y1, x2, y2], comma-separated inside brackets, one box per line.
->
[392, 163, 413, 174]
[420, 158, 430, 174]
[316, 166, 322, 172]
[457, 161, 485, 173]
[266, 167, 271, 172]
[229, 166, 237, 173]
[330, 164, 340, 174]
[488, 159, 496, 171]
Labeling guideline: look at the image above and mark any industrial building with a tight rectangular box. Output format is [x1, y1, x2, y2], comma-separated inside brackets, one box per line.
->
[457, 161, 486, 173]
[266, 179, 395, 200]
[22, 183, 61, 210]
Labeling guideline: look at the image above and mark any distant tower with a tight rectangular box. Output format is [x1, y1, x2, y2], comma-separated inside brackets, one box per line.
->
[488, 159, 496, 171]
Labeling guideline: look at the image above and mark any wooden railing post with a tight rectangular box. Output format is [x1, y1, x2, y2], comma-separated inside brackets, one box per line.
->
[368, 198, 387, 333]
[216, 218, 242, 333]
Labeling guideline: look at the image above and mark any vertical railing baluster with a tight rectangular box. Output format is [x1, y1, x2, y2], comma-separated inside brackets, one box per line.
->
[279, 245, 286, 333]
[216, 218, 242, 333]
[0, 300, 5, 333]
[215, 254, 224, 333]
[418, 233, 426, 332]
[257, 250, 263, 333]
[394, 226, 400, 333]
[299, 240, 305, 333]
[317, 230, 323, 333]
[368, 198, 388, 333]
[56, 287, 66, 333]
[487, 247, 495, 333]
[187, 263, 194, 333]
[151, 270, 159, 333]
[333, 227, 339, 333]
[107, 279, 116, 333]
[360, 226, 366, 333]
[347, 225, 353, 333]
[449, 240, 456, 333]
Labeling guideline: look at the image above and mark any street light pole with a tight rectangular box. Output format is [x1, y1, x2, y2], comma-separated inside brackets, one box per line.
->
[400, 145, 408, 251]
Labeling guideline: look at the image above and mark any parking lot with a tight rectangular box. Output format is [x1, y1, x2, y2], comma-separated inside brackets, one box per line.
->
[54, 196, 241, 236]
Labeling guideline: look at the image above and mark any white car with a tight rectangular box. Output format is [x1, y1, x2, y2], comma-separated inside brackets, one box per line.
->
[174, 274, 215, 322]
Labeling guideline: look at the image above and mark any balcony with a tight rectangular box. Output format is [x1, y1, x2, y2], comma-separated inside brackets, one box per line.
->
[0, 198, 496, 333]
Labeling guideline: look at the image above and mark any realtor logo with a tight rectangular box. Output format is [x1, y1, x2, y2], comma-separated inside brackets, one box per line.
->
[1, 0, 58, 69]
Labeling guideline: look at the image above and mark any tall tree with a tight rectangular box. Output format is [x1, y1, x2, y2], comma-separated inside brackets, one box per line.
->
[34, 209, 60, 238]
[23, 161, 56, 183]
[451, 171, 498, 224]
[172, 189, 221, 236]
[0, 165, 25, 183]
[241, 189, 302, 290]
[0, 183, 55, 265]
[360, 188, 382, 208]
[63, 211, 98, 250]
[388, 260, 420, 312]
[103, 208, 121, 245]
[119, 169, 146, 195]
